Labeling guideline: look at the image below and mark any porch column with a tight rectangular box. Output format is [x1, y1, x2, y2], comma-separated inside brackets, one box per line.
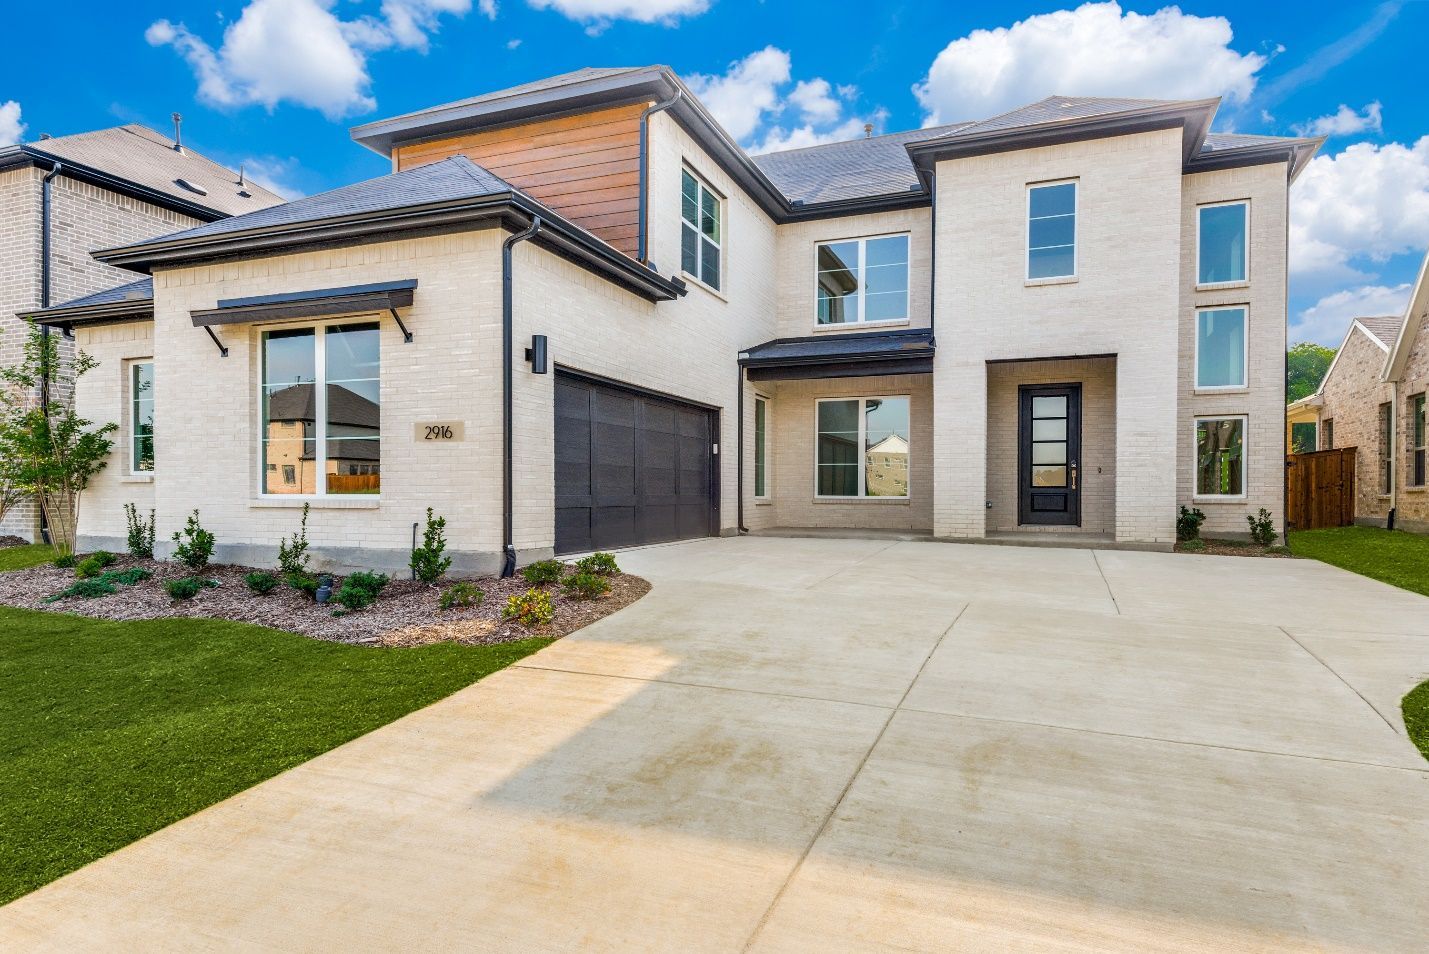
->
[933, 357, 987, 538]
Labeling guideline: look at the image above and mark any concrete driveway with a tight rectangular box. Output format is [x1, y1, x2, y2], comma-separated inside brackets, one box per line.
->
[3, 537, 1428, 951]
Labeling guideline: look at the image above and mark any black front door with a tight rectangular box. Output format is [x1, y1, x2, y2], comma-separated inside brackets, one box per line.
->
[1018, 383, 1081, 526]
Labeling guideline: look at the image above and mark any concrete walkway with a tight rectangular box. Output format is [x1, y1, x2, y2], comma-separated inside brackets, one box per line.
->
[3, 538, 1428, 951]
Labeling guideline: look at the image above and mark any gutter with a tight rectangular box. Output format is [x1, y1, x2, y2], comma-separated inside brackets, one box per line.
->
[736, 365, 747, 534]
[37, 162, 63, 546]
[637, 89, 680, 265]
[501, 215, 543, 577]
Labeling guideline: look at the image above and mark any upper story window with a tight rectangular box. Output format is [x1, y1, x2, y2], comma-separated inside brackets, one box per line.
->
[816, 234, 910, 326]
[1027, 181, 1077, 280]
[1197, 201, 1248, 286]
[260, 321, 381, 497]
[1195, 306, 1248, 390]
[131, 361, 154, 474]
[681, 167, 722, 291]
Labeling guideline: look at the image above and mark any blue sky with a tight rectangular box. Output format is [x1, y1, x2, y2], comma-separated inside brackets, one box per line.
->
[3, 0, 1427, 345]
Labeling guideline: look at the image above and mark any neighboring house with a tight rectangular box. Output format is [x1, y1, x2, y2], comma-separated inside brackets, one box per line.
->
[26, 66, 1319, 572]
[0, 123, 282, 540]
[1289, 250, 1429, 531]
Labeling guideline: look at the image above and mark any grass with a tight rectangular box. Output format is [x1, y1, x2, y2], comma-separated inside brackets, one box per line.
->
[0, 543, 57, 572]
[1405, 680, 1429, 763]
[1289, 526, 1429, 598]
[0, 606, 551, 904]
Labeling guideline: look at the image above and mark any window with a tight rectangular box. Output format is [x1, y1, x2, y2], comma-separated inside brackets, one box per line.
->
[754, 396, 770, 499]
[1198, 201, 1248, 286]
[1195, 307, 1247, 389]
[131, 361, 154, 473]
[1323, 419, 1334, 450]
[260, 321, 381, 496]
[681, 167, 722, 291]
[815, 234, 910, 325]
[1027, 181, 1076, 280]
[1379, 402, 1393, 495]
[1195, 417, 1245, 497]
[1412, 394, 1426, 487]
[816, 396, 910, 498]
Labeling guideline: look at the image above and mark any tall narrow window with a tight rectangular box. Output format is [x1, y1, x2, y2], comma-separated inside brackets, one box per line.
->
[1411, 395, 1426, 487]
[1027, 181, 1076, 280]
[1198, 201, 1248, 285]
[1323, 419, 1334, 450]
[816, 396, 910, 498]
[1380, 402, 1394, 495]
[1195, 417, 1245, 497]
[815, 235, 910, 325]
[754, 396, 769, 498]
[681, 168, 722, 291]
[261, 322, 381, 497]
[131, 361, 154, 473]
[1195, 306, 1248, 389]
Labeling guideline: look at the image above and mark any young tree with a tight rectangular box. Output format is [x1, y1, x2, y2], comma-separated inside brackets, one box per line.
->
[1286, 341, 1336, 404]
[0, 323, 117, 556]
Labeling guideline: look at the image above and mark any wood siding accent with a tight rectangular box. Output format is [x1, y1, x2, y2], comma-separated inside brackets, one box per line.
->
[395, 103, 649, 257]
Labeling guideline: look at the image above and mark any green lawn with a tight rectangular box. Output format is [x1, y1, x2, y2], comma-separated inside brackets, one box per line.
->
[1289, 526, 1429, 598]
[1405, 681, 1429, 762]
[0, 543, 57, 572]
[0, 606, 550, 904]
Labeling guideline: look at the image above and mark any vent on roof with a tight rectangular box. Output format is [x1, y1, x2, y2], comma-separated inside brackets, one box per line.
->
[174, 178, 209, 196]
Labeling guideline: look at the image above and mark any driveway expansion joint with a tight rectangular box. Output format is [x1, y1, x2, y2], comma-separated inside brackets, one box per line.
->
[1276, 625, 1405, 736]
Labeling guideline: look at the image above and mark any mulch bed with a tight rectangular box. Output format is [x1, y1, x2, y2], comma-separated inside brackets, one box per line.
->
[0, 555, 651, 646]
[0, 536, 30, 549]
[1175, 538, 1295, 558]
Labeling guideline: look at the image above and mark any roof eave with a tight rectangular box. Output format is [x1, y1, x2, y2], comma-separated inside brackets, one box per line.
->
[1185, 136, 1324, 183]
[22, 299, 154, 330]
[1384, 250, 1429, 382]
[13, 145, 231, 222]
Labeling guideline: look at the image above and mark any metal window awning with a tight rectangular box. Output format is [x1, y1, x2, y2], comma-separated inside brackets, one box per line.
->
[190, 279, 417, 328]
[738, 328, 935, 381]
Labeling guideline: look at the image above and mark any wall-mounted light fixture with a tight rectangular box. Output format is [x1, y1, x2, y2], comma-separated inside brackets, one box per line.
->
[525, 334, 548, 374]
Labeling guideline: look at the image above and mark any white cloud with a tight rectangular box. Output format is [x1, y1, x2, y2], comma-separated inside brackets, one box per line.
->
[685, 47, 791, 141]
[506, 37, 522, 49]
[239, 156, 304, 199]
[0, 101, 24, 146]
[526, 0, 708, 30]
[1294, 101, 1382, 138]
[787, 79, 842, 125]
[1292, 283, 1411, 346]
[479, 0, 497, 17]
[147, 0, 473, 118]
[914, 2, 1265, 124]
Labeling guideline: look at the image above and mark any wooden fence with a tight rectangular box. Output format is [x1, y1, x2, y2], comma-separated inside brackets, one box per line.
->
[326, 474, 380, 494]
[1286, 447, 1356, 530]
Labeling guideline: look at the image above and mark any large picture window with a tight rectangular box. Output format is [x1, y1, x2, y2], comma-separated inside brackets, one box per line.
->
[261, 321, 381, 496]
[816, 396, 910, 498]
[131, 361, 154, 473]
[754, 396, 770, 499]
[681, 167, 722, 291]
[1027, 181, 1077, 280]
[1198, 201, 1248, 286]
[816, 234, 910, 325]
[1195, 306, 1248, 389]
[1195, 416, 1245, 497]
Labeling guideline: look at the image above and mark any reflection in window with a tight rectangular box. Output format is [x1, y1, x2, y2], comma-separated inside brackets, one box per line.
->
[816, 235, 910, 325]
[1198, 202, 1248, 285]
[754, 396, 769, 498]
[131, 361, 154, 473]
[681, 168, 722, 290]
[1196, 307, 1247, 388]
[1030, 395, 1068, 487]
[1027, 182, 1076, 280]
[816, 396, 910, 498]
[1196, 417, 1245, 496]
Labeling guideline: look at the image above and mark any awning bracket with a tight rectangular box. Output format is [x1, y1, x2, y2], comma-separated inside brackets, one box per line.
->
[390, 307, 413, 344]
[204, 326, 229, 358]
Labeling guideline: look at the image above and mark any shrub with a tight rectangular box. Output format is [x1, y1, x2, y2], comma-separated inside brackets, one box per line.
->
[286, 572, 320, 599]
[562, 570, 610, 600]
[277, 503, 311, 576]
[1176, 506, 1206, 542]
[502, 588, 554, 627]
[334, 571, 389, 611]
[521, 559, 566, 586]
[245, 571, 280, 595]
[575, 552, 620, 576]
[1179, 538, 1206, 553]
[439, 581, 483, 610]
[1247, 508, 1278, 547]
[106, 567, 152, 586]
[410, 508, 453, 584]
[171, 510, 216, 571]
[51, 553, 76, 569]
[44, 577, 118, 601]
[124, 503, 156, 559]
[74, 556, 105, 579]
[164, 576, 204, 600]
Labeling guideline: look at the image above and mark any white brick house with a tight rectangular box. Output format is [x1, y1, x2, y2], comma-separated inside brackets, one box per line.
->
[28, 68, 1319, 572]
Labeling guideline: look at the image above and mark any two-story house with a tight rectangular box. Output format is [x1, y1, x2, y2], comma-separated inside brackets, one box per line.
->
[28, 67, 1319, 572]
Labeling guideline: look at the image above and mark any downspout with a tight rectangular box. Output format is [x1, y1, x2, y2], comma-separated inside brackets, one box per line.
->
[37, 162, 64, 546]
[501, 215, 542, 577]
[736, 364, 748, 534]
[1388, 379, 1398, 531]
[637, 89, 681, 266]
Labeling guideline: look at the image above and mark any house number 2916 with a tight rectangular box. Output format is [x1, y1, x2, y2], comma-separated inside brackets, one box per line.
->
[416, 422, 464, 442]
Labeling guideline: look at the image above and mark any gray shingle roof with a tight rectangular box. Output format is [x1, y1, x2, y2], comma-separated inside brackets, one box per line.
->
[751, 124, 970, 205]
[740, 328, 935, 366]
[48, 277, 154, 310]
[360, 68, 648, 128]
[18, 125, 283, 217]
[1358, 315, 1405, 348]
[936, 95, 1184, 138]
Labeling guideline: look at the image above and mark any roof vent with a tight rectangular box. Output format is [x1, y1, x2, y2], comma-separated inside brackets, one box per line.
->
[38, 133, 51, 140]
[171, 112, 185, 153]
[864, 123, 873, 139]
[174, 178, 208, 196]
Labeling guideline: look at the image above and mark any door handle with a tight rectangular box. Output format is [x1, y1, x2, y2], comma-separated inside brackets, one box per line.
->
[1070, 460, 1078, 490]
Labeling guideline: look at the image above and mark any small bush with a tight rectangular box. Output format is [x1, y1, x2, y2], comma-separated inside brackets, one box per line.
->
[125, 503, 156, 559]
[75, 556, 104, 579]
[521, 559, 566, 586]
[106, 567, 152, 586]
[245, 571, 280, 595]
[410, 508, 453, 584]
[1179, 538, 1206, 553]
[44, 577, 120, 602]
[562, 570, 610, 600]
[172, 510, 216, 571]
[439, 581, 483, 610]
[334, 571, 389, 611]
[1176, 506, 1206, 542]
[575, 552, 620, 576]
[277, 503, 311, 576]
[1247, 508, 1278, 547]
[51, 553, 77, 569]
[286, 572, 320, 599]
[502, 588, 554, 627]
[164, 576, 205, 600]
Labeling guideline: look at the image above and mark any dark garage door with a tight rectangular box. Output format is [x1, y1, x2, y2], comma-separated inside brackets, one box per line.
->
[554, 372, 719, 555]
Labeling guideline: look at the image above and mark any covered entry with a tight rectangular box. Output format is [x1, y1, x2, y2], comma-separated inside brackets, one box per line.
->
[554, 371, 718, 554]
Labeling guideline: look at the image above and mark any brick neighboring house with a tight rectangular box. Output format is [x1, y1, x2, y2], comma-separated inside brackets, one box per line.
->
[1290, 250, 1429, 531]
[0, 124, 282, 541]
[25, 67, 1320, 571]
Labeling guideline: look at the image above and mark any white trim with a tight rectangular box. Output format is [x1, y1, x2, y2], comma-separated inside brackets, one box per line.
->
[1409, 392, 1426, 488]
[813, 394, 911, 500]
[753, 394, 771, 500]
[1025, 179, 1078, 282]
[1383, 248, 1429, 383]
[812, 231, 912, 328]
[680, 163, 724, 293]
[1195, 199, 1250, 289]
[1193, 304, 1249, 390]
[1351, 319, 1393, 353]
[1192, 414, 1248, 500]
[128, 358, 156, 476]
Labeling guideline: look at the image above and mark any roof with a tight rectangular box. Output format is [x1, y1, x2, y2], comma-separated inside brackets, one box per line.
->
[937, 95, 1186, 138]
[751, 124, 969, 205]
[1356, 315, 1405, 349]
[1314, 313, 1404, 398]
[1385, 248, 1429, 383]
[739, 328, 935, 380]
[20, 276, 154, 329]
[0, 124, 283, 219]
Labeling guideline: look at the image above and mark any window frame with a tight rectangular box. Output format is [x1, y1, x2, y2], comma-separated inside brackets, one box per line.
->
[1322, 418, 1334, 450]
[1196, 199, 1250, 289]
[129, 359, 155, 476]
[255, 316, 383, 500]
[1411, 394, 1426, 488]
[812, 231, 912, 329]
[680, 164, 724, 293]
[1192, 414, 1248, 501]
[1193, 305, 1250, 391]
[753, 394, 771, 500]
[1025, 178, 1078, 283]
[1379, 402, 1395, 496]
[813, 395, 911, 501]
